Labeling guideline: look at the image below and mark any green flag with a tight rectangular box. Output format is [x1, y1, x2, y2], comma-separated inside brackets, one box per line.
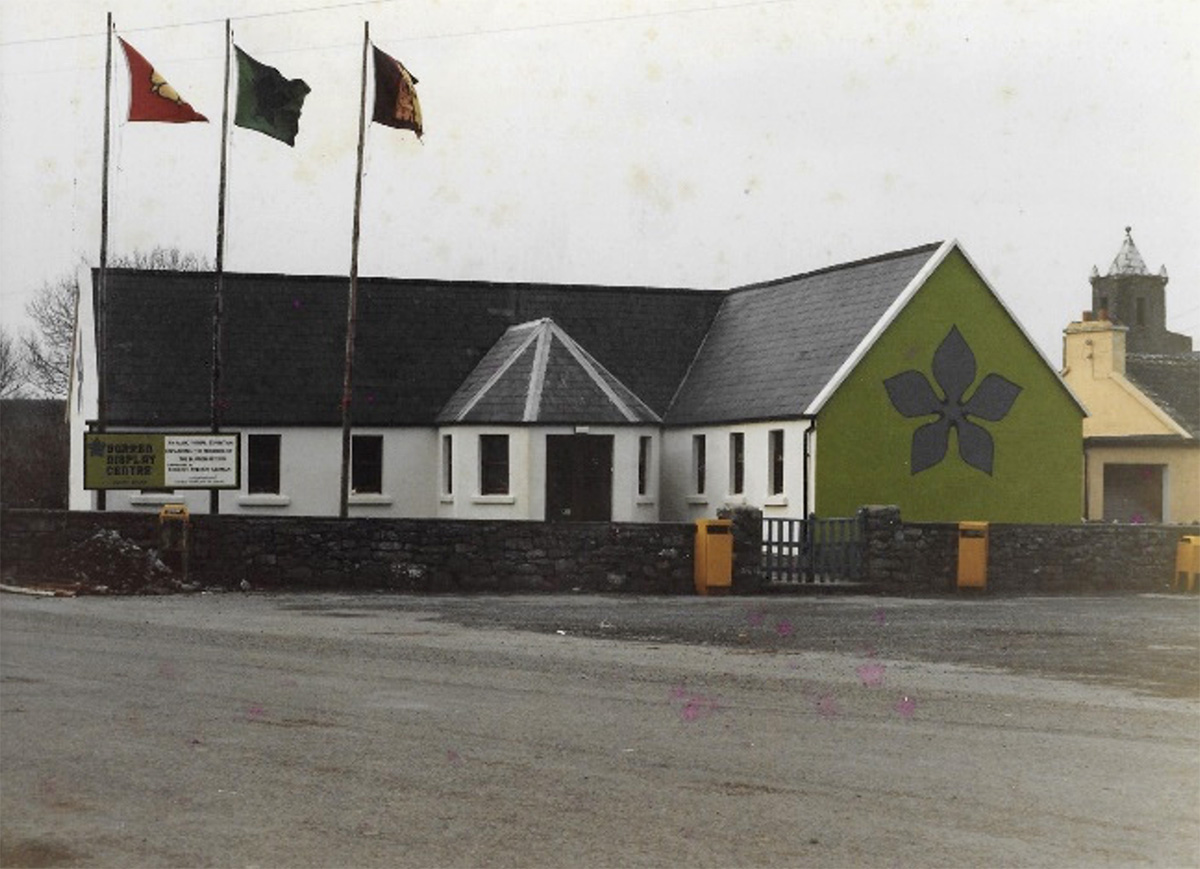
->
[234, 47, 310, 146]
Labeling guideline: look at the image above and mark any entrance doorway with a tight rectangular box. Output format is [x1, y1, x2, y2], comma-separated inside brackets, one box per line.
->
[545, 435, 613, 522]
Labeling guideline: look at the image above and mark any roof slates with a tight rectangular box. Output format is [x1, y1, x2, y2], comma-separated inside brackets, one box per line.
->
[665, 244, 940, 424]
[437, 319, 661, 425]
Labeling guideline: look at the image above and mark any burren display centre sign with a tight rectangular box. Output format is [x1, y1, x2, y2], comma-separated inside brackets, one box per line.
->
[84, 433, 240, 490]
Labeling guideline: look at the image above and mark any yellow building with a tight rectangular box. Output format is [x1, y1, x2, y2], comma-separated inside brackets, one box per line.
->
[1061, 230, 1199, 524]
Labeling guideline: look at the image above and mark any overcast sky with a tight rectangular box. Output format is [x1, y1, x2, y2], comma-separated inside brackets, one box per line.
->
[2, 0, 1198, 364]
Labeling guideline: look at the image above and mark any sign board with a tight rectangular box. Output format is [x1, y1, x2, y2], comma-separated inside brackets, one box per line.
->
[84, 433, 240, 490]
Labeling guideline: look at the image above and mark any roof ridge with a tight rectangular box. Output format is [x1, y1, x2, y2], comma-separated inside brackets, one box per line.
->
[523, 325, 553, 422]
[728, 241, 943, 294]
[444, 318, 660, 425]
[1127, 351, 1200, 361]
[99, 267, 721, 295]
[451, 327, 542, 422]
[548, 322, 660, 423]
[664, 294, 722, 418]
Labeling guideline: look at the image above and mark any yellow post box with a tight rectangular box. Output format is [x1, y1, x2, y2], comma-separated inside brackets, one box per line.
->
[158, 503, 190, 523]
[957, 521, 988, 590]
[694, 519, 733, 595]
[1174, 535, 1199, 593]
[158, 503, 191, 578]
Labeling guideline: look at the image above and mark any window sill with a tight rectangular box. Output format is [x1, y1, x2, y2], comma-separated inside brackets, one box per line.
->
[349, 493, 393, 506]
[635, 495, 656, 506]
[724, 495, 747, 506]
[472, 494, 515, 505]
[439, 494, 455, 504]
[764, 495, 788, 507]
[237, 494, 291, 508]
[686, 495, 709, 505]
[129, 494, 181, 506]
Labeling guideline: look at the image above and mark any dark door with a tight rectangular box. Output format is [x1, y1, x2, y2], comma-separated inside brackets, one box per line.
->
[545, 435, 613, 522]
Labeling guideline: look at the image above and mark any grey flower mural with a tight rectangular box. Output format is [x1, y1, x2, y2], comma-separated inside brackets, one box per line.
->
[884, 326, 1021, 475]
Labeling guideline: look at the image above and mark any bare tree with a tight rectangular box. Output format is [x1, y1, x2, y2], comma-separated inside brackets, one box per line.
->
[0, 326, 24, 398]
[20, 246, 211, 398]
[21, 272, 78, 398]
[113, 247, 212, 271]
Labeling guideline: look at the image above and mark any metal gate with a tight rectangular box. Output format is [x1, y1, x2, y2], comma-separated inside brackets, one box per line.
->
[762, 515, 864, 585]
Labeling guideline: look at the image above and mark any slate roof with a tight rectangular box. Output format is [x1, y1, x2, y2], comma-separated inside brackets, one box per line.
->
[664, 243, 942, 425]
[1107, 227, 1150, 276]
[97, 270, 721, 427]
[97, 245, 957, 429]
[1125, 352, 1200, 438]
[438, 319, 661, 424]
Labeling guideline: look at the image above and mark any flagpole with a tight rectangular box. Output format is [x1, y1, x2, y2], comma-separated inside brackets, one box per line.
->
[96, 11, 114, 512]
[339, 21, 371, 519]
[210, 18, 232, 516]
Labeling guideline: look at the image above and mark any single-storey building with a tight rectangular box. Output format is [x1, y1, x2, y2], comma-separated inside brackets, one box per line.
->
[69, 239, 1085, 523]
[1061, 230, 1199, 524]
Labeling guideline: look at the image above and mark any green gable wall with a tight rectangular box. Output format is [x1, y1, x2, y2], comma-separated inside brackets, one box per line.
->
[815, 249, 1083, 523]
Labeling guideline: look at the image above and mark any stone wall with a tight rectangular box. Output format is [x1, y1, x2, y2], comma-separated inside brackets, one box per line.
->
[2, 509, 156, 566]
[3, 507, 1194, 596]
[859, 505, 1197, 595]
[858, 507, 956, 594]
[0, 509, 695, 594]
[719, 505, 765, 594]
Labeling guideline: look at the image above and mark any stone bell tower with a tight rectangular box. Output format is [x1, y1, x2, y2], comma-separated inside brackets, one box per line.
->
[1088, 227, 1192, 354]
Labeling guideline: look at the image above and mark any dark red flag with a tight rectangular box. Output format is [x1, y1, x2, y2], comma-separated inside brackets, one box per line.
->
[372, 46, 422, 137]
[119, 38, 208, 123]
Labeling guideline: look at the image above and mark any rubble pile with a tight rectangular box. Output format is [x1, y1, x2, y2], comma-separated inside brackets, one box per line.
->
[30, 529, 193, 595]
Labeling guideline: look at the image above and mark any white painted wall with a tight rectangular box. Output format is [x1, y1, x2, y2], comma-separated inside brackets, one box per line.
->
[617, 428, 662, 523]
[438, 426, 661, 522]
[81, 427, 439, 517]
[660, 420, 814, 521]
[438, 426, 532, 520]
[70, 414, 817, 521]
[67, 267, 98, 511]
[344, 427, 439, 518]
[72, 417, 665, 521]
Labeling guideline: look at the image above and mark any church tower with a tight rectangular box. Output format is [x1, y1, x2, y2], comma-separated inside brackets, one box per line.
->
[1088, 227, 1192, 354]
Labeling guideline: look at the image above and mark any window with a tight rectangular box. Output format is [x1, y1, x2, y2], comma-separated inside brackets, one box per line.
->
[768, 429, 785, 496]
[729, 432, 745, 495]
[1136, 297, 1145, 326]
[248, 434, 281, 494]
[442, 434, 453, 495]
[480, 434, 509, 495]
[1098, 295, 1109, 315]
[1103, 464, 1165, 523]
[692, 434, 706, 495]
[637, 436, 652, 496]
[351, 434, 383, 494]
